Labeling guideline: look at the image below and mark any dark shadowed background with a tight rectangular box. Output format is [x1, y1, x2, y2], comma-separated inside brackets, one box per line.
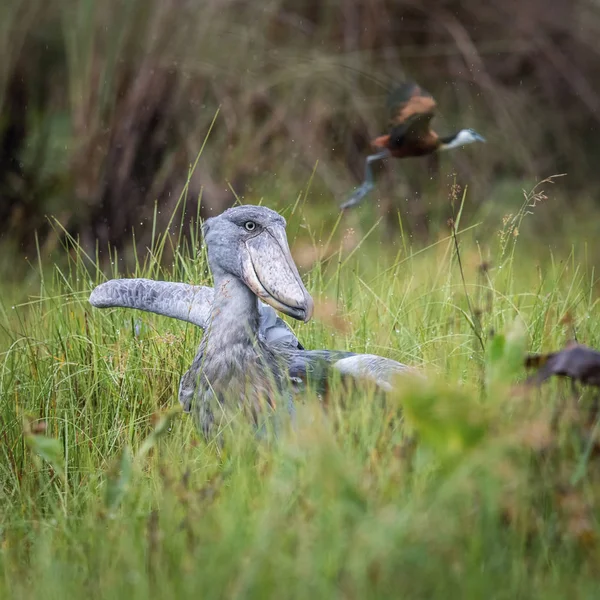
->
[1, 0, 599, 277]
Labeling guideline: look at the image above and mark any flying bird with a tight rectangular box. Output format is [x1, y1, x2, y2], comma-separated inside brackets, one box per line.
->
[341, 81, 486, 209]
[90, 205, 416, 438]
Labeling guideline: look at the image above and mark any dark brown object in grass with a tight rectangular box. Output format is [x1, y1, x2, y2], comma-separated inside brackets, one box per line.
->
[525, 342, 600, 387]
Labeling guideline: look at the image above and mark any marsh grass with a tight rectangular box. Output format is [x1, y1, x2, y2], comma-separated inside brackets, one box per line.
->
[1, 181, 600, 598]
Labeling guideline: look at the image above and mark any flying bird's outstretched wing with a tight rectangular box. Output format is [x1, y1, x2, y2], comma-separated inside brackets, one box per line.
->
[387, 81, 437, 146]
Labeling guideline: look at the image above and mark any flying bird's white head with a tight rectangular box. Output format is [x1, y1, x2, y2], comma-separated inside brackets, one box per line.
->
[440, 128, 486, 151]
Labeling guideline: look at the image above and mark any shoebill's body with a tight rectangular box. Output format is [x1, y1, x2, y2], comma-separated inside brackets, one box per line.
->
[341, 81, 486, 209]
[177, 206, 315, 437]
[90, 205, 415, 439]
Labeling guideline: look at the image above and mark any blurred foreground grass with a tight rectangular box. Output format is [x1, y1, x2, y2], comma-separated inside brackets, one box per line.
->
[1, 184, 600, 598]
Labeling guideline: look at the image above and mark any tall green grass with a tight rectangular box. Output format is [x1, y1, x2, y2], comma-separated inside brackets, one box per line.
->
[1, 189, 599, 598]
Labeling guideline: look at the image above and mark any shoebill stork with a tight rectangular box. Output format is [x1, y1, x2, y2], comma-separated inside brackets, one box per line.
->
[341, 81, 486, 210]
[90, 205, 414, 438]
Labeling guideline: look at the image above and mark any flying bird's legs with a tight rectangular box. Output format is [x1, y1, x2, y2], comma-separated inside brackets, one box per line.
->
[340, 150, 390, 210]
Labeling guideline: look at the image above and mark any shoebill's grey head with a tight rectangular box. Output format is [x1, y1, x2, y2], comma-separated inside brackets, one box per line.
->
[203, 205, 314, 322]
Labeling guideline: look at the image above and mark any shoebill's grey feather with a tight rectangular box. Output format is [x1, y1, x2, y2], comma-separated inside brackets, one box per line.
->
[332, 354, 414, 391]
[89, 205, 417, 438]
[287, 351, 416, 393]
[89, 278, 303, 350]
[89, 279, 213, 328]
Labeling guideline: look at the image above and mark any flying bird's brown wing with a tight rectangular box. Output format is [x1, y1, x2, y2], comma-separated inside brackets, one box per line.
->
[387, 82, 437, 144]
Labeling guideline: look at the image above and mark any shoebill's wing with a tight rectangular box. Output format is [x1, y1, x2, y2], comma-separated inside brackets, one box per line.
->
[288, 349, 418, 393]
[89, 278, 303, 349]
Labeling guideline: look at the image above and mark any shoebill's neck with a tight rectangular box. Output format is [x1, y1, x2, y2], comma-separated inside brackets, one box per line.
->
[205, 269, 261, 349]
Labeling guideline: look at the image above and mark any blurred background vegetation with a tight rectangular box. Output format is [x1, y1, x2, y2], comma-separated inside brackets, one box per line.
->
[1, 0, 600, 281]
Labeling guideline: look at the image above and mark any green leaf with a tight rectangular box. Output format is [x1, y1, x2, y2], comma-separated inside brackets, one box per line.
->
[486, 320, 527, 387]
[25, 434, 65, 479]
[105, 445, 133, 513]
[487, 333, 506, 366]
[399, 381, 487, 460]
[137, 406, 182, 460]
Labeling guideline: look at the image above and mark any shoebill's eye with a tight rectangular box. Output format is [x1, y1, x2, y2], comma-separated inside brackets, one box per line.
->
[244, 221, 256, 232]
